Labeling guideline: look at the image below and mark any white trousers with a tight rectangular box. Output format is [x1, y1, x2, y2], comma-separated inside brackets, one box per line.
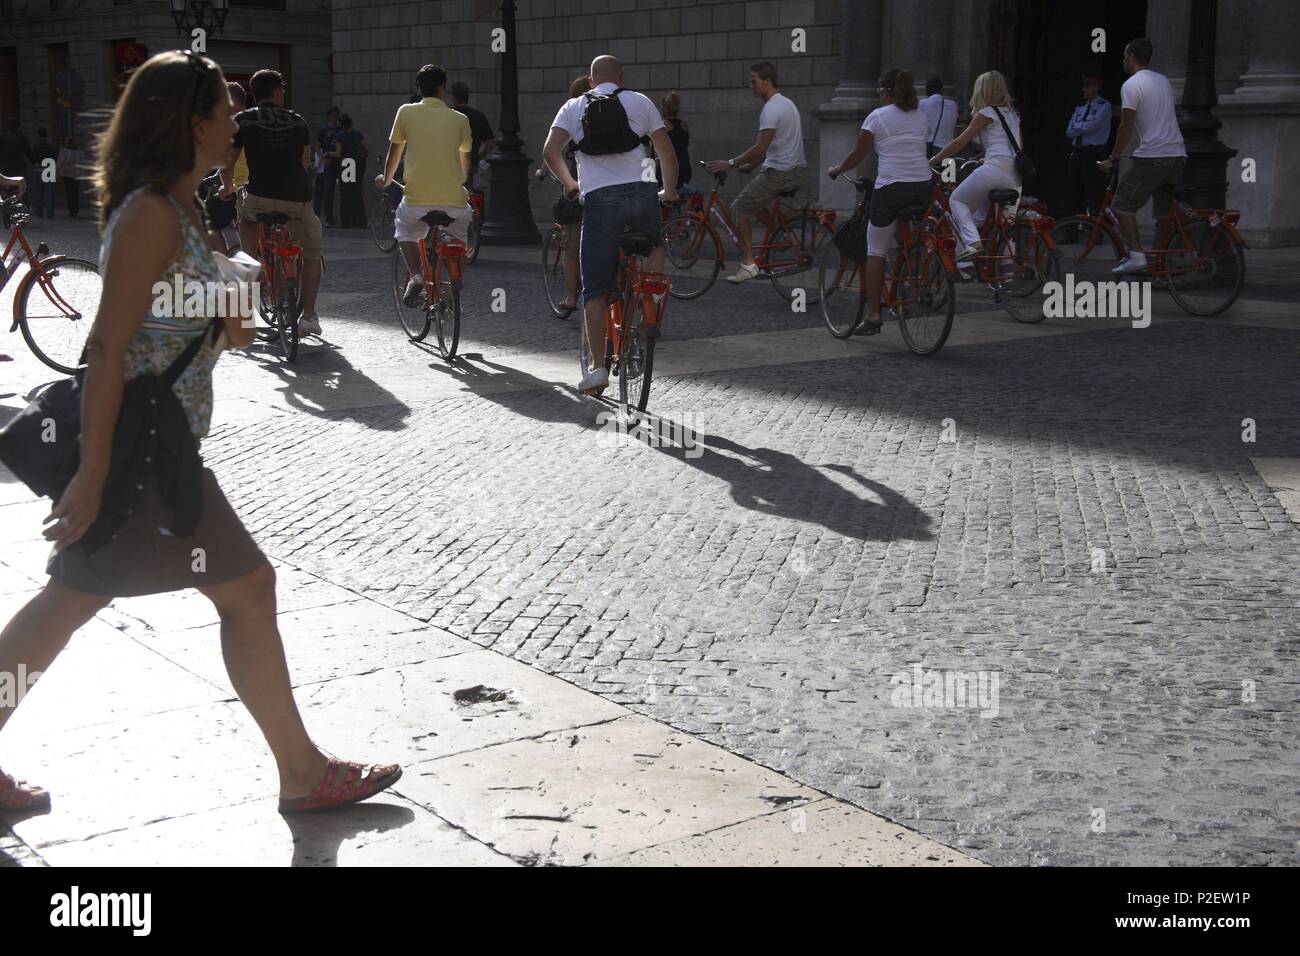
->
[950, 162, 1020, 250]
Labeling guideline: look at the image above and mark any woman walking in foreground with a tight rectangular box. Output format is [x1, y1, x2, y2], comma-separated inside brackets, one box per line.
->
[0, 51, 400, 815]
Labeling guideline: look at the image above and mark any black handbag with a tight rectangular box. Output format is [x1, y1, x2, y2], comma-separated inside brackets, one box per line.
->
[0, 319, 217, 501]
[833, 214, 869, 262]
[991, 107, 1036, 183]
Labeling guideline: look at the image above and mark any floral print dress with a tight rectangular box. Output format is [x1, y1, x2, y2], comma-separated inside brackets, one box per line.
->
[101, 187, 225, 442]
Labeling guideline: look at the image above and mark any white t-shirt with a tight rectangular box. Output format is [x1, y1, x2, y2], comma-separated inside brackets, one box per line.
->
[919, 93, 958, 149]
[550, 82, 666, 198]
[1120, 69, 1186, 158]
[861, 105, 932, 187]
[977, 106, 1023, 170]
[758, 92, 806, 171]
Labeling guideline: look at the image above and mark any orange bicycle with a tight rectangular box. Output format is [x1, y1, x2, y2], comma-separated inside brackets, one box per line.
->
[392, 209, 465, 360]
[1051, 167, 1246, 316]
[660, 161, 836, 302]
[930, 162, 1059, 323]
[579, 230, 671, 414]
[817, 174, 956, 355]
[251, 211, 305, 362]
[1, 195, 102, 374]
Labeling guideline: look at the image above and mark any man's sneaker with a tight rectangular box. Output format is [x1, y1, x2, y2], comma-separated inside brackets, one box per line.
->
[1111, 253, 1149, 275]
[726, 262, 760, 284]
[578, 366, 609, 393]
[403, 275, 424, 306]
[955, 244, 981, 264]
[298, 314, 322, 336]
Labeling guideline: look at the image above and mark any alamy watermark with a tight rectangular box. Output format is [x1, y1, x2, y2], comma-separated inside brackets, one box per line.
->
[596, 408, 703, 458]
[890, 663, 1000, 718]
[1042, 276, 1151, 328]
[0, 664, 41, 708]
[150, 274, 259, 325]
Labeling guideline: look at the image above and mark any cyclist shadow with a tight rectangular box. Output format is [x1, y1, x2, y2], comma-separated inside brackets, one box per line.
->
[244, 337, 411, 431]
[424, 352, 599, 428]
[651, 424, 933, 543]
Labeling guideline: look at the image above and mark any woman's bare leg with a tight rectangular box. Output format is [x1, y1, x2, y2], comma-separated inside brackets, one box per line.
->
[0, 581, 109, 738]
[198, 562, 328, 799]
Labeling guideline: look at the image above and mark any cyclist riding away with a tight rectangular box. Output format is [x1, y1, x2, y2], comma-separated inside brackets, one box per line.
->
[1098, 37, 1187, 274]
[704, 61, 806, 284]
[543, 54, 677, 393]
[827, 67, 932, 334]
[930, 70, 1024, 267]
[221, 69, 325, 335]
[375, 64, 473, 308]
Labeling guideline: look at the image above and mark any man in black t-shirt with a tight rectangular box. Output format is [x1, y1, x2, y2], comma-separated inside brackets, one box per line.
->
[450, 82, 495, 187]
[221, 69, 327, 335]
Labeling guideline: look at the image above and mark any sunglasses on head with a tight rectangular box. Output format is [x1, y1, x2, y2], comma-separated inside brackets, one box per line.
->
[177, 50, 213, 119]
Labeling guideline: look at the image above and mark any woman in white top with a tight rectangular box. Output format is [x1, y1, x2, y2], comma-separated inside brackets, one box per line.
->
[827, 67, 933, 333]
[930, 70, 1023, 262]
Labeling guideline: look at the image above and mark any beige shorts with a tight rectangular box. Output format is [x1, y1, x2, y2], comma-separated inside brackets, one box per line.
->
[731, 165, 806, 217]
[239, 193, 323, 260]
[394, 200, 472, 243]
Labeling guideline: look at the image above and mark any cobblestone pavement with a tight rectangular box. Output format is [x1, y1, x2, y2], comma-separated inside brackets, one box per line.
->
[4, 220, 1298, 866]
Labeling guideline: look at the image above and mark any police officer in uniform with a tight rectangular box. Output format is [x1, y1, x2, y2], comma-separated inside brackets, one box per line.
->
[1065, 75, 1111, 215]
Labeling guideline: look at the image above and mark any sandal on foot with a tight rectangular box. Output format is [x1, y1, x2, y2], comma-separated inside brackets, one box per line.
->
[0, 768, 51, 812]
[852, 317, 884, 336]
[278, 759, 402, 815]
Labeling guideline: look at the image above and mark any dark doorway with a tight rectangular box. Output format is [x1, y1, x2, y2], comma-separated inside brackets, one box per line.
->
[989, 0, 1149, 215]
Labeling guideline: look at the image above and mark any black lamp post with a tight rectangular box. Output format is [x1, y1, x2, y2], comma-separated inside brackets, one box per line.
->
[481, 0, 540, 245]
[169, 0, 230, 38]
[1177, 0, 1236, 209]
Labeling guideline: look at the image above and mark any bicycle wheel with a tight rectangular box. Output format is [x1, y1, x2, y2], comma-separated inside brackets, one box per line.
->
[275, 276, 300, 362]
[433, 282, 460, 360]
[392, 248, 431, 341]
[371, 199, 396, 253]
[896, 241, 955, 356]
[617, 294, 656, 414]
[15, 256, 101, 375]
[817, 242, 866, 338]
[769, 214, 835, 305]
[542, 226, 577, 318]
[1051, 215, 1125, 287]
[989, 225, 1054, 324]
[1162, 221, 1245, 317]
[661, 214, 722, 300]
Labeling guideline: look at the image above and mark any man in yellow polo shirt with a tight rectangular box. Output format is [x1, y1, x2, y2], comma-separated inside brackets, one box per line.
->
[374, 64, 472, 305]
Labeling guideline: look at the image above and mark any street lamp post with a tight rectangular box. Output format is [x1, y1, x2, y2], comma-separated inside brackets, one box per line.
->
[169, 0, 230, 38]
[481, 0, 540, 245]
[1177, 0, 1236, 209]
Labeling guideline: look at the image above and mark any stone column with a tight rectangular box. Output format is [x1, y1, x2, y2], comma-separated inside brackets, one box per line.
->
[1218, 0, 1300, 245]
[814, 0, 882, 212]
[1147, 0, 1192, 100]
[889, 0, 952, 95]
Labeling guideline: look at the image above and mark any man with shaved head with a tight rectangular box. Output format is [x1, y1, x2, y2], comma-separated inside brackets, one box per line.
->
[544, 55, 678, 394]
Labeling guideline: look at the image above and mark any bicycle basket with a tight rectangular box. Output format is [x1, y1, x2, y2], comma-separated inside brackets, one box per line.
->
[552, 195, 582, 225]
[832, 215, 869, 262]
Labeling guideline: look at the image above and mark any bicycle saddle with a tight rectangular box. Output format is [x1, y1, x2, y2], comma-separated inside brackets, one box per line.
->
[421, 210, 453, 226]
[988, 189, 1020, 206]
[777, 187, 799, 198]
[255, 212, 291, 225]
[618, 231, 656, 257]
[898, 203, 930, 222]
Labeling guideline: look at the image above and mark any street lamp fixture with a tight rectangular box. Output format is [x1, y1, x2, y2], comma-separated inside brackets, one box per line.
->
[170, 0, 230, 39]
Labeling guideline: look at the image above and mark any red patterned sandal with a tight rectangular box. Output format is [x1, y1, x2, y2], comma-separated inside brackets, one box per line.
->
[278, 758, 402, 815]
[0, 768, 51, 812]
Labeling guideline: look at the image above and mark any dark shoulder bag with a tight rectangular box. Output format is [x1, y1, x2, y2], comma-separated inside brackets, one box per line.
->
[0, 319, 218, 501]
[991, 106, 1036, 182]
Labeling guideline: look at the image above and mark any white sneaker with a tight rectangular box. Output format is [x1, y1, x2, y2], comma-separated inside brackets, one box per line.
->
[403, 275, 425, 306]
[1111, 253, 1148, 274]
[726, 262, 760, 284]
[578, 366, 609, 392]
[298, 314, 321, 336]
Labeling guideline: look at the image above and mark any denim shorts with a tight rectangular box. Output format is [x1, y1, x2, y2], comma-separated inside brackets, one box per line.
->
[580, 181, 662, 303]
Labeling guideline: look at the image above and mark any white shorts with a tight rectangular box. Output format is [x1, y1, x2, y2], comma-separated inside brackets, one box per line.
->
[394, 200, 472, 244]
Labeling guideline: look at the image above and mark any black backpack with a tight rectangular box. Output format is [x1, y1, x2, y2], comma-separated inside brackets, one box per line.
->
[576, 88, 648, 156]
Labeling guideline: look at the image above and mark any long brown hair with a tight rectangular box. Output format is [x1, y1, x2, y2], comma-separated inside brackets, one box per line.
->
[569, 74, 591, 98]
[93, 50, 227, 230]
[879, 67, 918, 111]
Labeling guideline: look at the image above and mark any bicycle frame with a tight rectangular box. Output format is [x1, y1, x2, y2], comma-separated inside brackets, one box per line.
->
[680, 177, 835, 274]
[607, 248, 669, 361]
[418, 226, 465, 310]
[256, 223, 302, 315]
[3, 223, 74, 332]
